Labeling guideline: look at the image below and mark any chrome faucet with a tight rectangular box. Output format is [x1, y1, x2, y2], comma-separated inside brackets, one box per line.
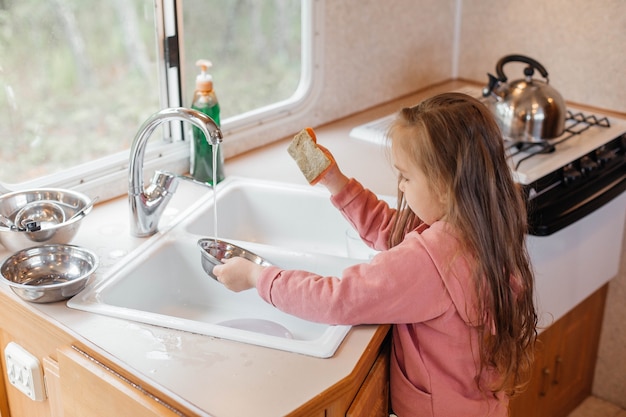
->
[128, 107, 223, 237]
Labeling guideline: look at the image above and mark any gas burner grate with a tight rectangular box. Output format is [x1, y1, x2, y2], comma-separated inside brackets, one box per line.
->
[507, 110, 611, 170]
[565, 110, 611, 134]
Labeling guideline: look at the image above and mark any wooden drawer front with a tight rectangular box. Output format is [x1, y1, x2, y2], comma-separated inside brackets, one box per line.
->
[347, 349, 390, 417]
[57, 346, 183, 417]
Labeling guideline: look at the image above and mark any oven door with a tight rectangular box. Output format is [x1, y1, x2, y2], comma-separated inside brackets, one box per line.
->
[527, 168, 626, 236]
[526, 133, 626, 236]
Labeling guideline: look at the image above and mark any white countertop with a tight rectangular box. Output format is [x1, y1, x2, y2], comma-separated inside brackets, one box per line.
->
[1, 80, 624, 416]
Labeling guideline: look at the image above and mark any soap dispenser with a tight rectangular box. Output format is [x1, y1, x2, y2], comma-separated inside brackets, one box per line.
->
[190, 59, 224, 185]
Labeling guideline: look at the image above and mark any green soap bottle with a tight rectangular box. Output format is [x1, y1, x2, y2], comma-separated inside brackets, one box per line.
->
[190, 59, 224, 185]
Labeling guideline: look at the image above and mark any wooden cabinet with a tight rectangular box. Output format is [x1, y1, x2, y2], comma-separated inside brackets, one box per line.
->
[55, 344, 184, 417]
[284, 328, 391, 417]
[0, 300, 67, 417]
[347, 341, 390, 417]
[0, 290, 194, 417]
[0, 339, 197, 417]
[0, 355, 10, 417]
[510, 284, 607, 417]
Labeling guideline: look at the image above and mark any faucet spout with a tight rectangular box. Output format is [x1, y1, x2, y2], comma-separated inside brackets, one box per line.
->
[128, 107, 222, 237]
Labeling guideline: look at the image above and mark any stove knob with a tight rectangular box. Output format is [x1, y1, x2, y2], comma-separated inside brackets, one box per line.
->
[563, 163, 582, 185]
[595, 147, 616, 166]
[580, 155, 599, 175]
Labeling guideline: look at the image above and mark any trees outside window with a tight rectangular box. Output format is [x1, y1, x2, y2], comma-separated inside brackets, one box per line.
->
[0, 0, 303, 188]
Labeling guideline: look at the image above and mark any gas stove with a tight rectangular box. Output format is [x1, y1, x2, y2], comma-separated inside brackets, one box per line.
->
[349, 86, 626, 236]
[505, 109, 626, 184]
[509, 105, 626, 235]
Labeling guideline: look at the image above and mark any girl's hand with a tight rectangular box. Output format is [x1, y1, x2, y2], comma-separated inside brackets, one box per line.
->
[212, 257, 265, 292]
[317, 160, 350, 196]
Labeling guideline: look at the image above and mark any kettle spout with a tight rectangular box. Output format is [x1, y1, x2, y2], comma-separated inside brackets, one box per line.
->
[482, 73, 504, 100]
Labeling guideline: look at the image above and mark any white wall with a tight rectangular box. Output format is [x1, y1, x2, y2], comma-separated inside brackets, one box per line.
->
[314, 0, 457, 120]
[318, 0, 626, 120]
[457, 0, 626, 113]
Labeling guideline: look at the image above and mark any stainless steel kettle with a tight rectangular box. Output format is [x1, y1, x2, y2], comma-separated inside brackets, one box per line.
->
[482, 54, 566, 142]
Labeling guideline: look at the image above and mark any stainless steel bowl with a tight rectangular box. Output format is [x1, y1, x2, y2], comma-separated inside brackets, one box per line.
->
[15, 200, 66, 230]
[0, 244, 98, 303]
[0, 189, 93, 252]
[198, 238, 272, 280]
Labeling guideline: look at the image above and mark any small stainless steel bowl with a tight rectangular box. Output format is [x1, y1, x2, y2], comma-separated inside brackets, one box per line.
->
[15, 200, 66, 230]
[0, 244, 98, 303]
[198, 238, 272, 280]
[0, 189, 93, 252]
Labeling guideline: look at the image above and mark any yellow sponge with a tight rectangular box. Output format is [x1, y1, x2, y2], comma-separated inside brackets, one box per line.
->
[287, 128, 333, 184]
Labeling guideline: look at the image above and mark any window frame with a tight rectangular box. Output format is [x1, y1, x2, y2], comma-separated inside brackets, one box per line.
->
[3, 0, 323, 201]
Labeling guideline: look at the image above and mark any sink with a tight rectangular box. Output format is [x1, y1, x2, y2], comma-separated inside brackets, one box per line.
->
[68, 177, 382, 358]
[183, 178, 355, 257]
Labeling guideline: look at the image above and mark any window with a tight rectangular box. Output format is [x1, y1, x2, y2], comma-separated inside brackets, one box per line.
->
[0, 0, 312, 196]
[0, 0, 159, 185]
[180, 0, 303, 120]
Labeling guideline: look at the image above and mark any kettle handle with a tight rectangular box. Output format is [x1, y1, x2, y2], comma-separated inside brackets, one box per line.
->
[496, 54, 550, 82]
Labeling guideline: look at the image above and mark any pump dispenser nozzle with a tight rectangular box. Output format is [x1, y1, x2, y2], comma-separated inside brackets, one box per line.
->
[195, 59, 214, 92]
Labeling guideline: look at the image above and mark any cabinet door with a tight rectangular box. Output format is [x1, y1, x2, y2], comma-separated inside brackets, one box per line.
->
[43, 357, 63, 417]
[509, 323, 558, 417]
[57, 346, 185, 417]
[0, 357, 10, 417]
[547, 286, 606, 417]
[509, 285, 607, 417]
[0, 332, 53, 417]
[346, 346, 390, 417]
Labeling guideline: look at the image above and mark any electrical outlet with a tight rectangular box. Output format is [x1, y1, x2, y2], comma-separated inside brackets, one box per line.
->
[4, 342, 46, 401]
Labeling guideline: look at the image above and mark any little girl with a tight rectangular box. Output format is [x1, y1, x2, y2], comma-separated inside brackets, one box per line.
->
[213, 92, 537, 416]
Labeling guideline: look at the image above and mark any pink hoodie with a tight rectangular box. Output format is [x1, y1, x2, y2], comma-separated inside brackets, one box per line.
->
[256, 179, 508, 416]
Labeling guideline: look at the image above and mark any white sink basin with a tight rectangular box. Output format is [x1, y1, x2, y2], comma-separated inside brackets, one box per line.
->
[183, 178, 355, 257]
[69, 178, 377, 358]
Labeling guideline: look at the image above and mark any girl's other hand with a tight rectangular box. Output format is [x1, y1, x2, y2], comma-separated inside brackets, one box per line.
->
[212, 257, 264, 292]
[317, 161, 350, 196]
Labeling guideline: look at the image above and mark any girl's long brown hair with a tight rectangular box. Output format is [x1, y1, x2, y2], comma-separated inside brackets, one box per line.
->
[388, 92, 537, 396]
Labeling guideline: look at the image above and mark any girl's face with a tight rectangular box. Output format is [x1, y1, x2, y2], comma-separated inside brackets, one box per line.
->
[392, 137, 446, 225]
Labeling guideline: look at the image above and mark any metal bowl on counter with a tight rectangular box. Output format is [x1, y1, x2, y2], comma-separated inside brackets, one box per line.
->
[0, 244, 99, 303]
[0, 188, 94, 252]
[198, 238, 272, 280]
